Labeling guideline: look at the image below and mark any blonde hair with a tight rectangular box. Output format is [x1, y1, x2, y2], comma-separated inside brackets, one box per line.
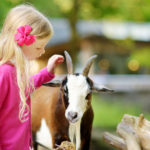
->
[0, 4, 53, 122]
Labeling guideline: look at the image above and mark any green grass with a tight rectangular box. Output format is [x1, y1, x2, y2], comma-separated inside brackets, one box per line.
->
[92, 94, 150, 129]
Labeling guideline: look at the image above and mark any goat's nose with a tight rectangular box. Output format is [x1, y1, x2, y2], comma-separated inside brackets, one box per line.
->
[68, 111, 78, 120]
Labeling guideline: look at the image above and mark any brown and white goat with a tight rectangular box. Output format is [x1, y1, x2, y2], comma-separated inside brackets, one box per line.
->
[31, 51, 113, 150]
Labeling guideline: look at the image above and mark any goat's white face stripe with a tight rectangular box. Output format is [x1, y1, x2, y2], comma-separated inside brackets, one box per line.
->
[65, 74, 90, 122]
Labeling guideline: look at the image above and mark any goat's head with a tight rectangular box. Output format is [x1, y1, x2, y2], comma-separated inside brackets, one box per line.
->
[43, 51, 113, 124]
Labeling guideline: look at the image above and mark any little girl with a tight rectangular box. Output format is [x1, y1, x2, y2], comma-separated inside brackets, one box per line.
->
[0, 4, 64, 150]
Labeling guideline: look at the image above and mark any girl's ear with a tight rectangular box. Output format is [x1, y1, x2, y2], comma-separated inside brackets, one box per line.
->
[42, 80, 62, 87]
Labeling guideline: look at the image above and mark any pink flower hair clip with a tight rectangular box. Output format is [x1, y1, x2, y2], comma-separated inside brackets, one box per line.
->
[14, 25, 36, 46]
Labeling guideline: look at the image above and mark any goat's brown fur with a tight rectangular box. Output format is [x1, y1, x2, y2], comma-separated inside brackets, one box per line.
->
[31, 84, 94, 149]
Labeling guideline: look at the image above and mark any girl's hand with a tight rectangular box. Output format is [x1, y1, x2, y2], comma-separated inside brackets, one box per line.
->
[47, 55, 64, 74]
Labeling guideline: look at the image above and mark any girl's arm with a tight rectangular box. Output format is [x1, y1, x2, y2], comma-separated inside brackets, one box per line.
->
[31, 67, 55, 89]
[30, 54, 64, 90]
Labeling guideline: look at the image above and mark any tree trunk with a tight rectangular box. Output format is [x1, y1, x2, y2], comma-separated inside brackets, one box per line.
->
[68, 0, 81, 65]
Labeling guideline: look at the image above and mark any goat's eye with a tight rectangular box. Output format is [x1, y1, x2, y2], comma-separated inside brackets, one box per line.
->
[85, 93, 90, 100]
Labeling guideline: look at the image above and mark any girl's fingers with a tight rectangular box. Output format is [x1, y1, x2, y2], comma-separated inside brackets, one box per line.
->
[58, 58, 64, 62]
[47, 55, 64, 73]
[56, 56, 64, 64]
[48, 55, 64, 66]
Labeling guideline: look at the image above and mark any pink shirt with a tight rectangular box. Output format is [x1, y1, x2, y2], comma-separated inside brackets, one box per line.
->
[0, 63, 55, 150]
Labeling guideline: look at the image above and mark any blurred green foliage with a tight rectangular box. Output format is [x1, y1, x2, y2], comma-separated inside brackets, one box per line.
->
[1, 0, 150, 72]
[92, 94, 150, 129]
[129, 47, 150, 67]
[80, 0, 150, 21]
[1, 0, 150, 28]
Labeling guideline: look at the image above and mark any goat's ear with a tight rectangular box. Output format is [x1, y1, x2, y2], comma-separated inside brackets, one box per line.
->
[42, 80, 62, 87]
[92, 83, 114, 93]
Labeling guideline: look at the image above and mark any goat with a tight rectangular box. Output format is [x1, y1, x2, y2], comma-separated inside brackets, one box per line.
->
[31, 51, 113, 150]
